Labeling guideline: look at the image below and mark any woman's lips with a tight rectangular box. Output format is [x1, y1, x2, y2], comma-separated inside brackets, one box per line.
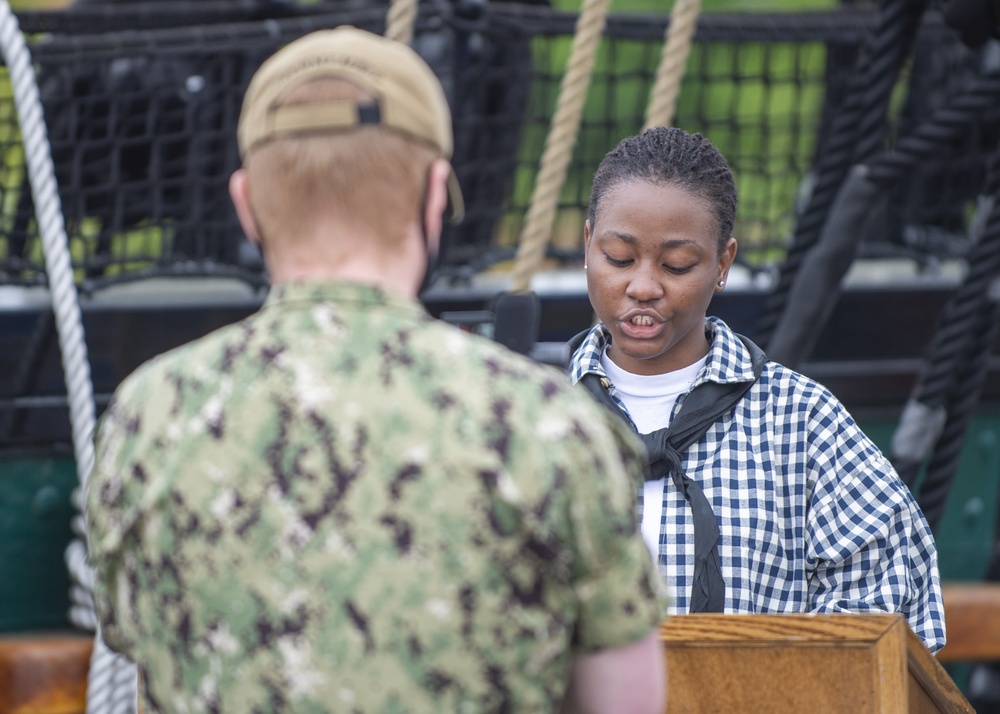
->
[618, 314, 665, 339]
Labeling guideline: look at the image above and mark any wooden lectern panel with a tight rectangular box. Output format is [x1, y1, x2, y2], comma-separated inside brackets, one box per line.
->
[0, 632, 92, 714]
[660, 614, 973, 714]
[938, 583, 1000, 663]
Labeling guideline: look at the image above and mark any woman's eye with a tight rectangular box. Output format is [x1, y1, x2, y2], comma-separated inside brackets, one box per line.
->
[664, 264, 694, 274]
[604, 255, 632, 267]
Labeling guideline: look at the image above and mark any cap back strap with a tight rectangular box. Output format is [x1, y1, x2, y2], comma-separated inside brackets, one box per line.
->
[269, 100, 381, 136]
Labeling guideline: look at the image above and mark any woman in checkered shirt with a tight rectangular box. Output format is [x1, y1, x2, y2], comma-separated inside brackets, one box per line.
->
[568, 126, 946, 653]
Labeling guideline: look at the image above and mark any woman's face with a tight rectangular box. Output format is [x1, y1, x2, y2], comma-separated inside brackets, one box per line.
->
[585, 180, 736, 376]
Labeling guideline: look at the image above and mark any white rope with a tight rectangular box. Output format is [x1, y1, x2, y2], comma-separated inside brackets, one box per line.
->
[0, 4, 137, 712]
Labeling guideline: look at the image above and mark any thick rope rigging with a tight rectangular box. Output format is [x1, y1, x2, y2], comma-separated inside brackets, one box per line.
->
[766, 67, 1000, 368]
[755, 0, 929, 349]
[509, 0, 610, 293]
[643, 0, 701, 131]
[0, 3, 137, 712]
[863, 73, 1000, 186]
[385, 0, 418, 45]
[917, 305, 1000, 531]
[891, 150, 1000, 530]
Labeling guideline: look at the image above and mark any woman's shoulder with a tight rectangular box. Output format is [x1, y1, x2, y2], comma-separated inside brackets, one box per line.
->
[753, 358, 859, 429]
[705, 322, 848, 418]
[707, 318, 838, 399]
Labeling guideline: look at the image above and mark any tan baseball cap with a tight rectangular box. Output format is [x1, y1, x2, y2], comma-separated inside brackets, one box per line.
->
[237, 26, 464, 222]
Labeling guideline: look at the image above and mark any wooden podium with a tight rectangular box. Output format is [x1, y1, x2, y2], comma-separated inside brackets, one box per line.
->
[660, 614, 974, 713]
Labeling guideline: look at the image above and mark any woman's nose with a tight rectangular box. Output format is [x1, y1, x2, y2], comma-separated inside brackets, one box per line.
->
[625, 268, 664, 301]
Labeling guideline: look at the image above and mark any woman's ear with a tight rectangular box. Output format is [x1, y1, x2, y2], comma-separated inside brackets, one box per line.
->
[229, 168, 261, 245]
[718, 236, 737, 283]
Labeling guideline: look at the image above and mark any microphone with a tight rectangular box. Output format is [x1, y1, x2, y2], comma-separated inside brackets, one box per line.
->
[491, 291, 540, 355]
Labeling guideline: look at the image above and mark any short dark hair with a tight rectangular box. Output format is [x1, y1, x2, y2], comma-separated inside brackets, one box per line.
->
[587, 126, 738, 255]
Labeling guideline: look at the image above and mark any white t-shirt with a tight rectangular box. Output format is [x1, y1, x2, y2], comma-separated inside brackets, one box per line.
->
[600, 349, 707, 557]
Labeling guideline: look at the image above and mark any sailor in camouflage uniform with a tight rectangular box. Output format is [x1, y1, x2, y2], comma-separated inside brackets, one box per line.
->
[86, 28, 667, 714]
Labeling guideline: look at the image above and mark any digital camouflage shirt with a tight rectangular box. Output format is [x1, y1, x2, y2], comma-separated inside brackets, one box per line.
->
[87, 281, 666, 714]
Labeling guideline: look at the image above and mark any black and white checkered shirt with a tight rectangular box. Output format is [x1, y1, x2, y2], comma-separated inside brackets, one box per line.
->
[569, 316, 946, 653]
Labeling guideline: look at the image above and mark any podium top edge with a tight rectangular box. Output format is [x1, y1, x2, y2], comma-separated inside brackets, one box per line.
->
[660, 613, 907, 645]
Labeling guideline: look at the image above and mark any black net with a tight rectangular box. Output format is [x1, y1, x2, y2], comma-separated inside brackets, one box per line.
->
[0, 2, 993, 290]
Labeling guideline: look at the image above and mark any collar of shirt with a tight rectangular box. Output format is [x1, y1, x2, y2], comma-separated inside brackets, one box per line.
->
[262, 281, 428, 318]
[569, 316, 757, 402]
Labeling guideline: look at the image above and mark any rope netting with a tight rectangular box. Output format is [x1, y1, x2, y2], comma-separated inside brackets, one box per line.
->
[0, 4, 977, 292]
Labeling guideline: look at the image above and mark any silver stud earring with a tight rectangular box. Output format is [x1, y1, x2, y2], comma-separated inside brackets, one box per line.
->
[718, 279, 725, 287]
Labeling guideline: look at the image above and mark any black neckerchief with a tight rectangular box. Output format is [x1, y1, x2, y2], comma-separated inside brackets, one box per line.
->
[571, 327, 767, 613]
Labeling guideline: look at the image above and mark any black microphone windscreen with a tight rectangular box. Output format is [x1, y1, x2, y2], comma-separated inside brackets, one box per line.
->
[492, 291, 540, 355]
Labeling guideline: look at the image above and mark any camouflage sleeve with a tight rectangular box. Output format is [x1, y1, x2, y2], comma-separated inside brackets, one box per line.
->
[85, 390, 146, 659]
[565, 402, 668, 652]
